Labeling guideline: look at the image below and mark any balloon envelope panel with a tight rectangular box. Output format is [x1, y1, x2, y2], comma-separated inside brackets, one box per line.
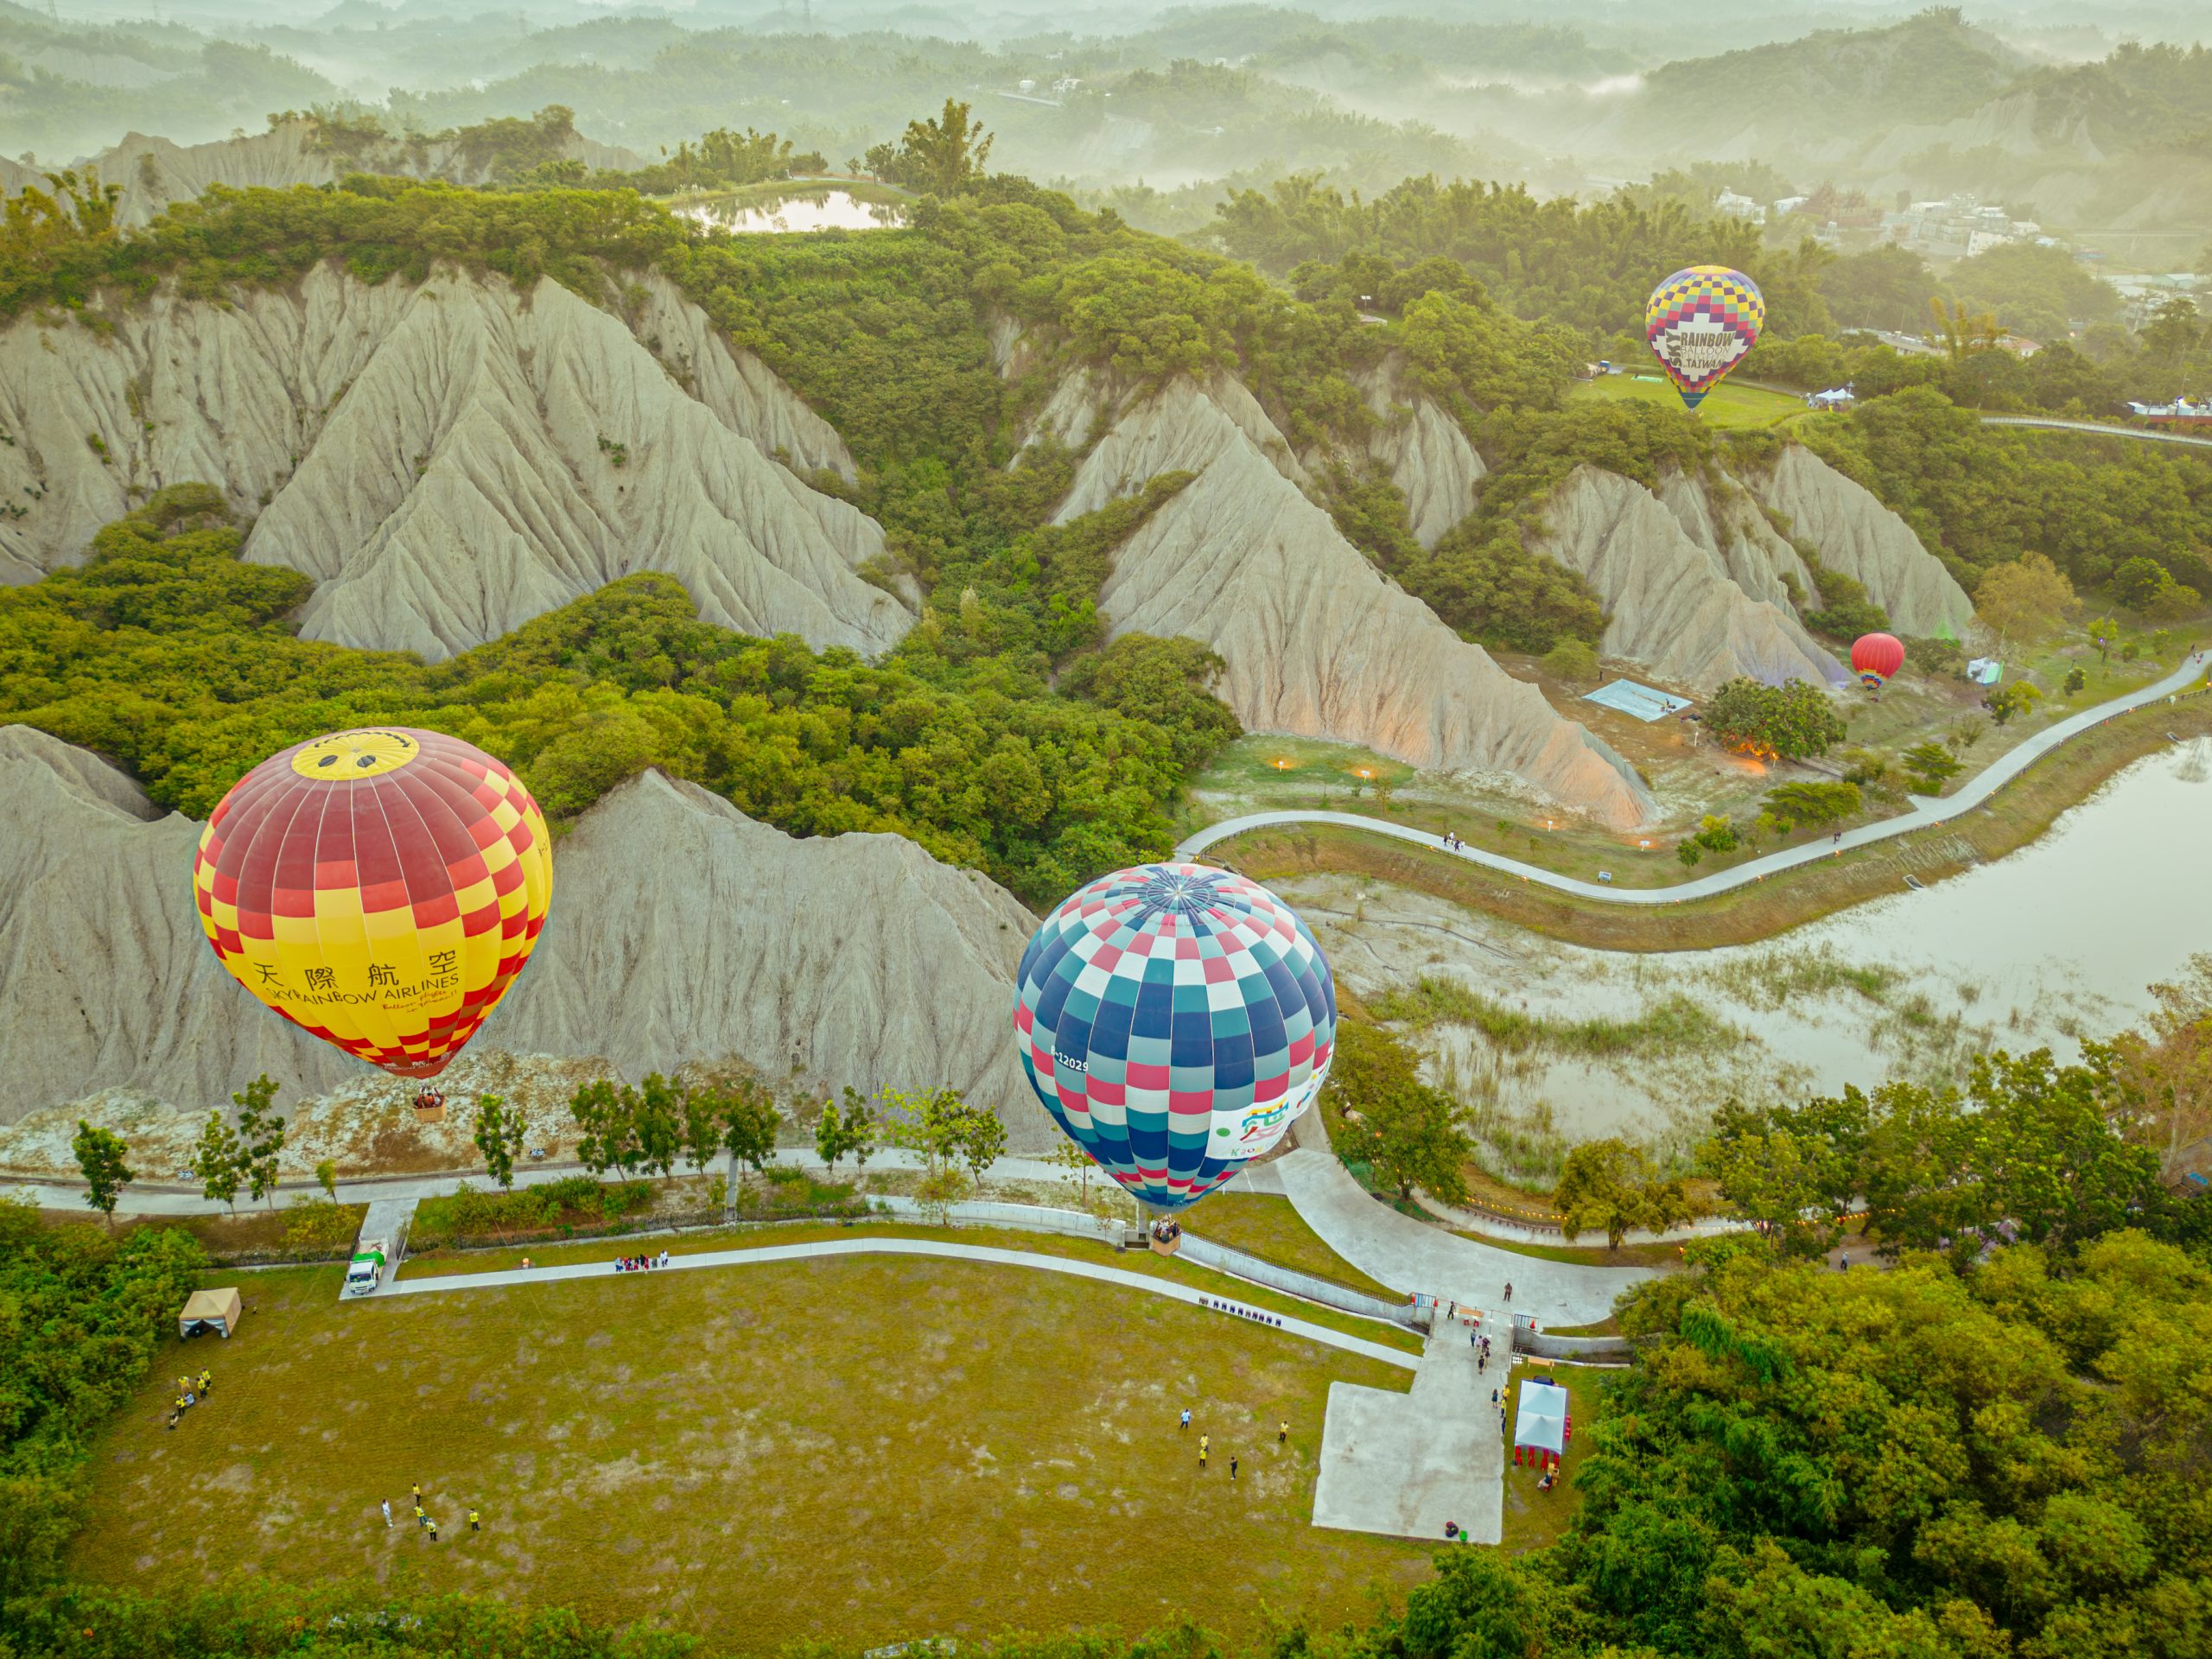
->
[192, 728, 553, 1079]
[1644, 265, 1765, 409]
[1014, 863, 1337, 1212]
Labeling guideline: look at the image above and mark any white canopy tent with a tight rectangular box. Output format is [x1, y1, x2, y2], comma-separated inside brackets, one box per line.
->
[1514, 1376, 1567, 1456]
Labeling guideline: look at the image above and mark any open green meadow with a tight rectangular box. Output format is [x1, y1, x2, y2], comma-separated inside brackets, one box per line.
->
[75, 1253, 1433, 1651]
[1569, 372, 1813, 429]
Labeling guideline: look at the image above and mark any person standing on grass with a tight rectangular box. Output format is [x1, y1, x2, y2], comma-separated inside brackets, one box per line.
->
[1278, 1421, 1287, 1445]
[198, 1370, 213, 1396]
[381, 1500, 393, 1529]
[469, 1509, 481, 1534]
[412, 1483, 422, 1506]
[1199, 1434, 1209, 1468]
[427, 1517, 439, 1542]
[1230, 1456, 1238, 1481]
[1179, 1408, 1191, 1432]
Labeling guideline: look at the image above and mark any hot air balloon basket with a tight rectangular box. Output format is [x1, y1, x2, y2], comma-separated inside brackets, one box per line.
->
[412, 1091, 448, 1124]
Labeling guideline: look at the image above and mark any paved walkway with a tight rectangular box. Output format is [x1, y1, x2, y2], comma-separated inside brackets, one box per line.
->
[1410, 1190, 1744, 1247]
[1313, 1301, 1506, 1541]
[1982, 415, 2212, 451]
[376, 1235, 1420, 1370]
[1177, 654, 2207, 902]
[1274, 1148, 1651, 1327]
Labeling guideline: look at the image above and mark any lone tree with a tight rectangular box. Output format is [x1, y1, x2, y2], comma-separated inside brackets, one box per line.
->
[569, 1077, 638, 1177]
[72, 1121, 134, 1229]
[715, 1077, 785, 1186]
[815, 1087, 878, 1173]
[233, 1075, 286, 1211]
[472, 1093, 526, 1192]
[192, 1109, 243, 1217]
[1701, 678, 1847, 760]
[863, 99, 992, 196]
[1554, 1138, 1698, 1251]
[1901, 741, 1963, 794]
[1974, 552, 2077, 654]
[1325, 1023, 1473, 1206]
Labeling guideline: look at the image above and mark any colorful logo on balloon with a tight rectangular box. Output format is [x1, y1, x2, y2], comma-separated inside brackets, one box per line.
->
[1013, 863, 1338, 1213]
[1644, 266, 1765, 410]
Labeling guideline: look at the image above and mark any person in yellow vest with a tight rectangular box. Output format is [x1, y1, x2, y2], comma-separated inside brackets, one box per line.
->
[469, 1509, 481, 1534]
[198, 1370, 213, 1397]
[1198, 1433, 1209, 1468]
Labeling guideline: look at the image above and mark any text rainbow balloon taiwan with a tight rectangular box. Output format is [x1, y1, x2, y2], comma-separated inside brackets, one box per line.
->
[1644, 265, 1765, 410]
[192, 728, 553, 1079]
[1014, 863, 1338, 1212]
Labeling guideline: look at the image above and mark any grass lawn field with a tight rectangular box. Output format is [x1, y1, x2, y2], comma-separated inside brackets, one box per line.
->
[1569, 372, 1811, 429]
[76, 1256, 1435, 1650]
[1498, 1364, 1602, 1554]
[1185, 1192, 1401, 1300]
[396, 1221, 1426, 1356]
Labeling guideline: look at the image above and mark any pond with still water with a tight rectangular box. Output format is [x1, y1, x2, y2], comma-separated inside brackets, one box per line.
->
[677, 188, 906, 236]
[1287, 739, 2212, 1153]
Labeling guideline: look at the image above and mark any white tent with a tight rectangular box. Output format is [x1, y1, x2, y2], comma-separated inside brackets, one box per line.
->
[1514, 1376, 1567, 1455]
[178, 1286, 242, 1339]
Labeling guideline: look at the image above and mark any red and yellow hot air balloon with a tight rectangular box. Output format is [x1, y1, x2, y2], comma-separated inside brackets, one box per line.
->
[1849, 632, 1904, 691]
[1645, 266, 1765, 410]
[192, 728, 553, 1079]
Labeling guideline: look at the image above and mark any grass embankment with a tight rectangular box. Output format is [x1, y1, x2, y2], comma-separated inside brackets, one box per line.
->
[1213, 694, 2212, 951]
[395, 1219, 1427, 1357]
[1186, 1192, 1401, 1300]
[1498, 1365, 1602, 1554]
[75, 1256, 1432, 1652]
[1568, 372, 1811, 429]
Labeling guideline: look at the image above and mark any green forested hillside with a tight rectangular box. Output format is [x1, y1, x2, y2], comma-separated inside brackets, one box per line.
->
[0, 483, 1235, 909]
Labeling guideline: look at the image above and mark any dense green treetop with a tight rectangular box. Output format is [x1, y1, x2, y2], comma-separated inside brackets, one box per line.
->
[0, 493, 1232, 909]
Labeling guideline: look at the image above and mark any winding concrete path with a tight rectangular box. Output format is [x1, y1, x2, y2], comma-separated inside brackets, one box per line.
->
[376, 1234, 1421, 1370]
[1179, 653, 2206, 903]
[1982, 416, 2212, 451]
[1273, 1147, 1651, 1328]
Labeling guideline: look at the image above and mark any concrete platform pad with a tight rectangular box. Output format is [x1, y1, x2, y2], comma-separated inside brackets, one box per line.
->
[1312, 1306, 1506, 1543]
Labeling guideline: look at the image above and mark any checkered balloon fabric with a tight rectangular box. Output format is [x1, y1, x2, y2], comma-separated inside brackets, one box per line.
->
[1014, 863, 1338, 1212]
[1643, 265, 1765, 409]
[192, 728, 553, 1080]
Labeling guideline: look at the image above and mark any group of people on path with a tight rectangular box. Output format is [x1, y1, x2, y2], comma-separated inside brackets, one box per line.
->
[167, 1369, 214, 1429]
[1181, 1407, 1287, 1484]
[383, 1483, 482, 1544]
[614, 1249, 671, 1272]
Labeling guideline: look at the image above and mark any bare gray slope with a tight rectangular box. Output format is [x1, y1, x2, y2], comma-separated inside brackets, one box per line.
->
[1753, 446, 1974, 639]
[1058, 375, 1656, 830]
[0, 726, 354, 1123]
[1351, 359, 1485, 550]
[1535, 467, 1845, 692]
[0, 732, 1048, 1147]
[0, 264, 908, 661]
[480, 771, 1050, 1147]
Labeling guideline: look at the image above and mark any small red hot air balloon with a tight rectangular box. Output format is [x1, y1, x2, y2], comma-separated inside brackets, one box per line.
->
[1850, 632, 1904, 691]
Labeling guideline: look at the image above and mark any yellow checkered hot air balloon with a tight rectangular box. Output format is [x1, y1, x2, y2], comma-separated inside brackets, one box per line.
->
[1644, 266, 1765, 410]
[191, 729, 553, 1079]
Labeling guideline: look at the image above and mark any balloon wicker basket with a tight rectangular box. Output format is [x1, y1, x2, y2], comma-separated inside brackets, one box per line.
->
[411, 1092, 447, 1124]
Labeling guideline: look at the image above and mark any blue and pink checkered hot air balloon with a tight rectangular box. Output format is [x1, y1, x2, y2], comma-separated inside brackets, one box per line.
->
[1014, 864, 1338, 1213]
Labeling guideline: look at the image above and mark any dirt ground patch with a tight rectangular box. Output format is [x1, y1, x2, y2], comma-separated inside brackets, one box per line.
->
[1212, 695, 2212, 952]
[73, 1256, 1434, 1650]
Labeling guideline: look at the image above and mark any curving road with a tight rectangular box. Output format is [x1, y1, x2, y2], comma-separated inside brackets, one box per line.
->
[1982, 416, 2212, 451]
[1178, 653, 2206, 905]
